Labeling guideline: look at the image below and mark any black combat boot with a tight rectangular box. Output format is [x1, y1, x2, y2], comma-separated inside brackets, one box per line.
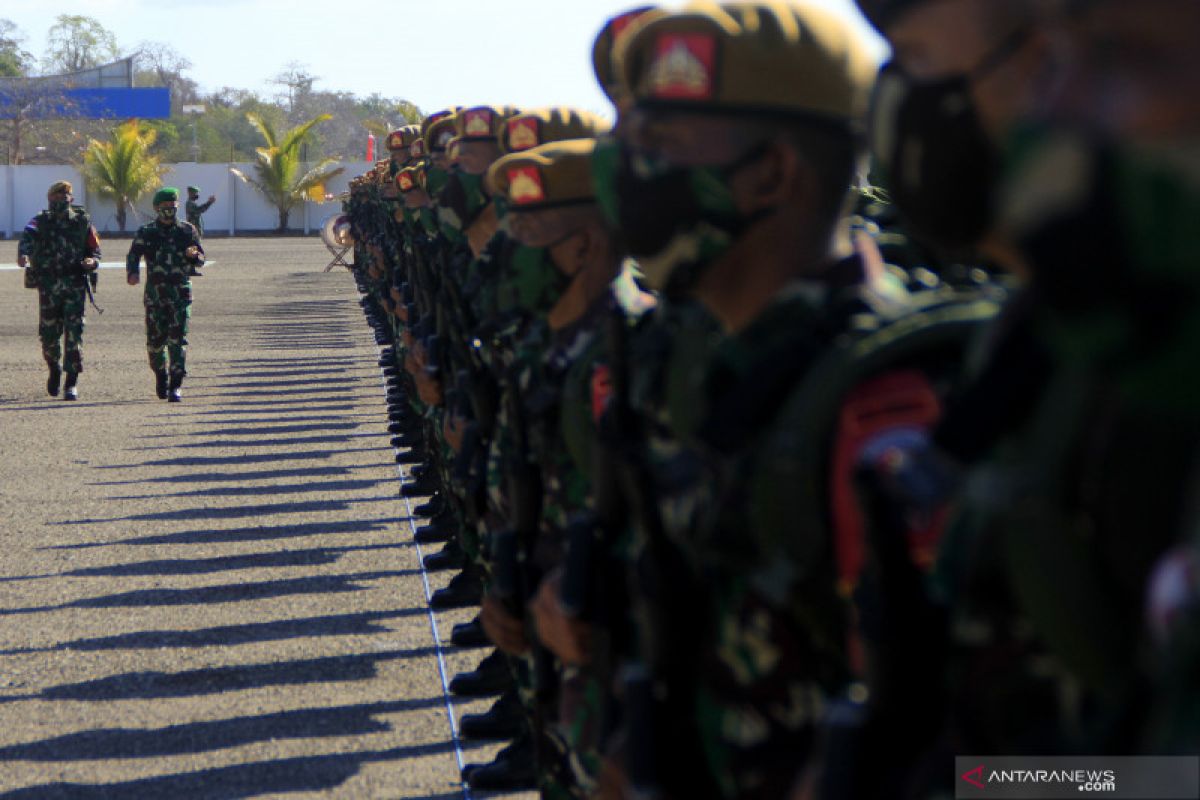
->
[168, 372, 183, 403]
[463, 731, 536, 790]
[46, 363, 61, 397]
[395, 449, 426, 467]
[400, 469, 439, 496]
[448, 648, 511, 696]
[154, 369, 168, 400]
[460, 688, 527, 740]
[414, 518, 455, 545]
[412, 495, 444, 518]
[450, 615, 490, 648]
[430, 565, 483, 611]
[63, 371, 78, 401]
[423, 539, 466, 572]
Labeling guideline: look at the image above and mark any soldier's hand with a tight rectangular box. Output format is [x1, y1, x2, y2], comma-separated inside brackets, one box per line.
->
[595, 756, 630, 800]
[17, 255, 27, 268]
[480, 594, 530, 655]
[127, 273, 140, 286]
[208, 195, 215, 204]
[81, 257, 98, 271]
[415, 370, 443, 407]
[443, 412, 467, 453]
[531, 568, 593, 666]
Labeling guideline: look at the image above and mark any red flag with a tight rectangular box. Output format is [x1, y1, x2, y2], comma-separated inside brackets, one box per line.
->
[366, 133, 376, 163]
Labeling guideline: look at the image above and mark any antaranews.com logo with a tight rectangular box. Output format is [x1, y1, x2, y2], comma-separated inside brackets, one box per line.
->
[955, 756, 1199, 799]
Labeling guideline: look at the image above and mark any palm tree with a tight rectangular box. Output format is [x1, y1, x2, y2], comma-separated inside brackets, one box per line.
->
[230, 112, 344, 232]
[81, 119, 165, 231]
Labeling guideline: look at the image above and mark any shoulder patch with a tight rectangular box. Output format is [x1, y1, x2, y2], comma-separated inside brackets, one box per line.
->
[590, 363, 613, 423]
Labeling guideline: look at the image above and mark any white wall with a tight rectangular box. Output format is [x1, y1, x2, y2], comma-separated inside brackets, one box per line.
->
[0, 160, 364, 237]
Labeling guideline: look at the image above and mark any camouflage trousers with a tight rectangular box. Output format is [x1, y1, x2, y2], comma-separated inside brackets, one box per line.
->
[38, 285, 86, 374]
[144, 280, 191, 377]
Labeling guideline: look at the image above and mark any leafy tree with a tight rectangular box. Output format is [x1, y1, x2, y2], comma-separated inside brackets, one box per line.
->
[0, 19, 31, 77]
[230, 112, 344, 231]
[81, 119, 166, 231]
[43, 15, 119, 75]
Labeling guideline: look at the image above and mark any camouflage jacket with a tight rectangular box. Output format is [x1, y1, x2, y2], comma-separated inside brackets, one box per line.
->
[19, 205, 101, 288]
[126, 219, 203, 283]
[184, 197, 214, 234]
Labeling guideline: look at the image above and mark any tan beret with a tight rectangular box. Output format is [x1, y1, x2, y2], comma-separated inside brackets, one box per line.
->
[614, 1, 877, 126]
[427, 115, 458, 153]
[592, 7, 661, 104]
[455, 105, 521, 142]
[498, 107, 611, 154]
[48, 180, 73, 196]
[487, 139, 597, 211]
[421, 107, 462, 139]
[396, 165, 425, 194]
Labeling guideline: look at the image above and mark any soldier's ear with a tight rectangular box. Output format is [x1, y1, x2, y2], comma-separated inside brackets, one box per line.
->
[736, 137, 796, 214]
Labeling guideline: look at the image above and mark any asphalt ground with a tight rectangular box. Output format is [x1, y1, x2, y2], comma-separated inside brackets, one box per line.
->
[0, 237, 519, 799]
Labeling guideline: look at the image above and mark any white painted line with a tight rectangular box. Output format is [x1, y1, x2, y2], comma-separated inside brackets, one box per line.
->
[377, 347, 474, 800]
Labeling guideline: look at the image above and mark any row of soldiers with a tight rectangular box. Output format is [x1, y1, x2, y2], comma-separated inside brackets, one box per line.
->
[342, 0, 1200, 797]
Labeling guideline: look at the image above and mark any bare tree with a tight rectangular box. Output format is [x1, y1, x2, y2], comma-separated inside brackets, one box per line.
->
[271, 62, 317, 118]
[0, 78, 74, 164]
[129, 40, 198, 107]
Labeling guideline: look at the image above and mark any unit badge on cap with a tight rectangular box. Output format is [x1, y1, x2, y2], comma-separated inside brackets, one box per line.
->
[397, 172, 415, 192]
[648, 33, 715, 100]
[508, 166, 546, 205]
[507, 118, 539, 152]
[387, 132, 405, 150]
[464, 109, 494, 137]
[410, 139, 426, 158]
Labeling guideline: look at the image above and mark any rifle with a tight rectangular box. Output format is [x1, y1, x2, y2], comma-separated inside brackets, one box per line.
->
[594, 305, 706, 798]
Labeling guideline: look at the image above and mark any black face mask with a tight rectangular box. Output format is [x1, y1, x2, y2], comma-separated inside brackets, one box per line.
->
[603, 139, 771, 296]
[436, 168, 487, 235]
[868, 27, 1029, 252]
[49, 199, 70, 215]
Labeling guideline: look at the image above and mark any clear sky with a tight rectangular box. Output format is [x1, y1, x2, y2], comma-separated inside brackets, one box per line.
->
[3, 0, 887, 119]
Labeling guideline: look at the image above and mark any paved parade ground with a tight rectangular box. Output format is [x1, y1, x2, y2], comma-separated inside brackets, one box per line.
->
[0, 237, 504, 798]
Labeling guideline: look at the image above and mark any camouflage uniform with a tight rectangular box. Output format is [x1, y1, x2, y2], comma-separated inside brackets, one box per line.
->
[19, 204, 101, 377]
[126, 215, 204, 380]
[184, 194, 214, 236]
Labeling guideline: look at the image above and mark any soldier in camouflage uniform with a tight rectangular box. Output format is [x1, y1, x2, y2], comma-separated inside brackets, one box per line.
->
[593, 5, 896, 797]
[126, 187, 205, 403]
[184, 186, 216, 278]
[184, 185, 216, 235]
[18, 180, 101, 401]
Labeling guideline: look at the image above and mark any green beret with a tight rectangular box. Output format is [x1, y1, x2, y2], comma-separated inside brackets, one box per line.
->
[153, 187, 180, 205]
[187, 185, 200, 193]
